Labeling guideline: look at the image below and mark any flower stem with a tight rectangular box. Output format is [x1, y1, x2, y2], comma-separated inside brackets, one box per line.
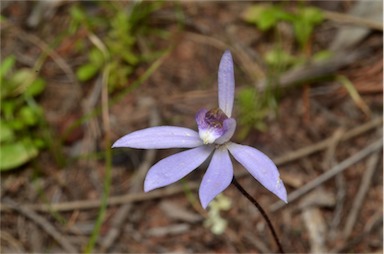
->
[231, 177, 284, 253]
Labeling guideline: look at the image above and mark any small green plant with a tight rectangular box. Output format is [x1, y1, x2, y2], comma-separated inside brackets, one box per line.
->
[243, 3, 328, 71]
[237, 3, 329, 136]
[236, 86, 279, 139]
[71, 1, 165, 92]
[242, 4, 324, 49]
[0, 56, 47, 171]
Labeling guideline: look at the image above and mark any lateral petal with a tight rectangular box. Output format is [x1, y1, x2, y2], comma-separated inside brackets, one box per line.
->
[144, 145, 214, 191]
[112, 126, 203, 149]
[199, 148, 233, 209]
[227, 142, 287, 203]
[214, 118, 236, 144]
[218, 50, 235, 117]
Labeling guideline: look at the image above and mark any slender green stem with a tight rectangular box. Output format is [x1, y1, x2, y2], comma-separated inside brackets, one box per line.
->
[84, 146, 111, 253]
[84, 64, 112, 253]
[231, 177, 284, 253]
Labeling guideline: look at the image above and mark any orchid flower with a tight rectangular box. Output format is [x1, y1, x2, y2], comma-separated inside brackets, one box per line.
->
[112, 50, 287, 209]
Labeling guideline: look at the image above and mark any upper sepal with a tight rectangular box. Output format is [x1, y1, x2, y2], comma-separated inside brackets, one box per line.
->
[218, 50, 235, 118]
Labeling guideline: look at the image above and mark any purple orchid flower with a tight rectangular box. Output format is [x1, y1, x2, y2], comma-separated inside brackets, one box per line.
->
[112, 50, 287, 209]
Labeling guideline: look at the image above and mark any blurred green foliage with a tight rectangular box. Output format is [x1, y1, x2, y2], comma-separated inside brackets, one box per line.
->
[237, 3, 328, 136]
[70, 1, 165, 92]
[243, 3, 327, 71]
[0, 1, 169, 172]
[265, 47, 332, 70]
[0, 56, 47, 171]
[243, 4, 324, 48]
[236, 86, 280, 139]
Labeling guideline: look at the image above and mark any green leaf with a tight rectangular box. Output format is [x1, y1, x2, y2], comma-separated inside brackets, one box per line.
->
[293, 7, 324, 47]
[1, 100, 16, 119]
[0, 139, 39, 171]
[121, 50, 139, 65]
[9, 119, 26, 131]
[76, 63, 100, 81]
[33, 138, 46, 149]
[242, 5, 277, 31]
[89, 48, 105, 66]
[0, 79, 12, 99]
[0, 121, 15, 142]
[265, 48, 296, 68]
[9, 68, 36, 95]
[242, 5, 294, 31]
[11, 68, 35, 86]
[0, 56, 15, 78]
[25, 77, 46, 97]
[18, 106, 39, 126]
[300, 7, 324, 24]
[70, 4, 87, 23]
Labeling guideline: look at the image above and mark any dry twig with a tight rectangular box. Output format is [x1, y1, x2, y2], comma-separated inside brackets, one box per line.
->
[332, 212, 383, 253]
[258, 48, 371, 91]
[321, 128, 344, 171]
[324, 10, 383, 31]
[0, 183, 199, 213]
[3, 198, 77, 253]
[329, 170, 347, 239]
[270, 139, 383, 212]
[324, 129, 347, 239]
[0, 230, 25, 253]
[342, 151, 381, 239]
[302, 207, 327, 253]
[272, 118, 382, 166]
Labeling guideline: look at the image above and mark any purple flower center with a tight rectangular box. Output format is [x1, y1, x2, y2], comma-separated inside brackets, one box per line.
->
[196, 108, 233, 144]
[204, 108, 228, 128]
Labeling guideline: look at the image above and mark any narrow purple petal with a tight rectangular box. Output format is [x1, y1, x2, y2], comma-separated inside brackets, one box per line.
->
[227, 142, 287, 203]
[215, 118, 236, 144]
[199, 148, 233, 209]
[112, 126, 203, 149]
[218, 50, 235, 117]
[144, 145, 214, 191]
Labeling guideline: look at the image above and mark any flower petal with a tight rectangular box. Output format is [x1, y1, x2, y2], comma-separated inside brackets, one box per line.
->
[199, 148, 233, 209]
[215, 118, 236, 144]
[227, 142, 287, 203]
[112, 126, 203, 149]
[144, 145, 214, 191]
[218, 50, 235, 117]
